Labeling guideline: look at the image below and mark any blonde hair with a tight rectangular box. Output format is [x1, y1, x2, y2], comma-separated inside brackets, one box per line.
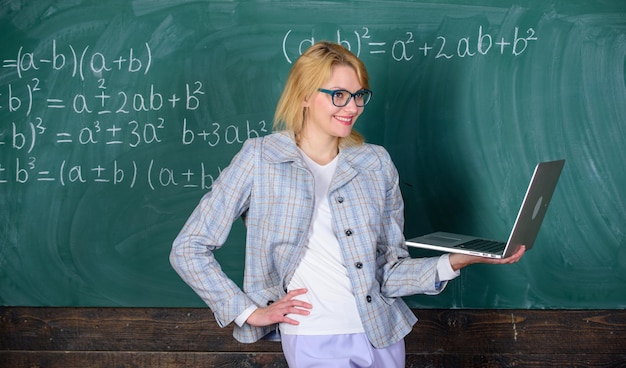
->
[273, 41, 370, 147]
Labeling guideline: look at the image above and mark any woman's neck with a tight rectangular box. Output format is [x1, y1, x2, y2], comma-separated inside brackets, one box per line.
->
[296, 134, 339, 165]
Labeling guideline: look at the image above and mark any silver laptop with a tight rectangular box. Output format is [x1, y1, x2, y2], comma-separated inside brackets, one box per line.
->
[406, 159, 565, 259]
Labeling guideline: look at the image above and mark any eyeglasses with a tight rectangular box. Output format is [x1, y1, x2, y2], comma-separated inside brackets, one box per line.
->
[318, 88, 372, 107]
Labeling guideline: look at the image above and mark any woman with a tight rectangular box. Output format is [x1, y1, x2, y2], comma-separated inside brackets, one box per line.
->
[170, 41, 524, 367]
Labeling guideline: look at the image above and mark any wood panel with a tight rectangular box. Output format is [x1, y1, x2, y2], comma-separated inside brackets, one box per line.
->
[2, 308, 625, 367]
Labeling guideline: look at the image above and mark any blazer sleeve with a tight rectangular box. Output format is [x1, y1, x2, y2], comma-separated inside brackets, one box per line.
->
[373, 146, 447, 297]
[170, 138, 258, 327]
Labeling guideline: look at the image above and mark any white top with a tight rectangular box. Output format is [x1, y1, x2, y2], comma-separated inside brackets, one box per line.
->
[280, 150, 365, 335]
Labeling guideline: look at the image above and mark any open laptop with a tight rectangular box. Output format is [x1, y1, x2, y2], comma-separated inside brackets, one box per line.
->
[406, 159, 565, 259]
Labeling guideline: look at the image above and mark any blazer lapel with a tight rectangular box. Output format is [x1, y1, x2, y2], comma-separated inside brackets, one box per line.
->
[330, 144, 381, 192]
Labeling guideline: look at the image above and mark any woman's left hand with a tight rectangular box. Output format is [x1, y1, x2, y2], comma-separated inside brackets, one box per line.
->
[448, 245, 526, 271]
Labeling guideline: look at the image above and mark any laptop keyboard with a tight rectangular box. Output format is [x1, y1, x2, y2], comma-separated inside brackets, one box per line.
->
[457, 239, 506, 253]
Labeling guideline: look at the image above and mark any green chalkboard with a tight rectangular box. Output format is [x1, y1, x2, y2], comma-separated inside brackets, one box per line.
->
[1, 0, 625, 309]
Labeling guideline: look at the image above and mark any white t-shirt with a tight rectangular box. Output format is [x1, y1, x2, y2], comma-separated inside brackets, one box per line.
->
[280, 150, 365, 335]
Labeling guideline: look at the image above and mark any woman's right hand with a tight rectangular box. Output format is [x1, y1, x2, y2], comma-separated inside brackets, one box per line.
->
[245, 288, 312, 327]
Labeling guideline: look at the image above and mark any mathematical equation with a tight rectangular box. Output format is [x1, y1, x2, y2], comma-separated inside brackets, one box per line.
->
[1, 158, 223, 191]
[1, 78, 206, 118]
[282, 25, 538, 63]
[2, 116, 268, 153]
[0, 77, 209, 153]
[2, 41, 152, 80]
[1, 115, 269, 189]
[0, 38, 270, 188]
[2, 23, 539, 190]
[1, 78, 268, 189]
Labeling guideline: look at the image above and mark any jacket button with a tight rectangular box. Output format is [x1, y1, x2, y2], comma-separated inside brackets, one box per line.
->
[366, 295, 372, 303]
[337, 196, 344, 203]
[345, 229, 353, 236]
[355, 262, 363, 269]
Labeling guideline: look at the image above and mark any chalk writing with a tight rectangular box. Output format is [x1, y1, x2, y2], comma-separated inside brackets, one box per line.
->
[1, 78, 205, 118]
[2, 24, 537, 189]
[182, 119, 269, 146]
[2, 40, 152, 80]
[0, 157, 224, 191]
[0, 40, 267, 190]
[282, 25, 538, 63]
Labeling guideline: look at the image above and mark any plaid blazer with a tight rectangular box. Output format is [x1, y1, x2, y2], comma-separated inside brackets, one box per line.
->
[170, 131, 445, 349]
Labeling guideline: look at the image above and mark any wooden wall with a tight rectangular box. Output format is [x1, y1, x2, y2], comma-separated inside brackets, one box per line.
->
[2, 308, 625, 367]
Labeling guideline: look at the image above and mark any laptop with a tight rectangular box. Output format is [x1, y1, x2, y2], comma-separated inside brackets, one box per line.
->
[406, 159, 565, 259]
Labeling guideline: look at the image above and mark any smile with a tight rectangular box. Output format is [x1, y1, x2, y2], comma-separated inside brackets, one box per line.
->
[334, 115, 353, 125]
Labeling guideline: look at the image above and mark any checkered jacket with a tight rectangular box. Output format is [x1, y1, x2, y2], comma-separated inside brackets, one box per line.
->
[170, 131, 444, 349]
